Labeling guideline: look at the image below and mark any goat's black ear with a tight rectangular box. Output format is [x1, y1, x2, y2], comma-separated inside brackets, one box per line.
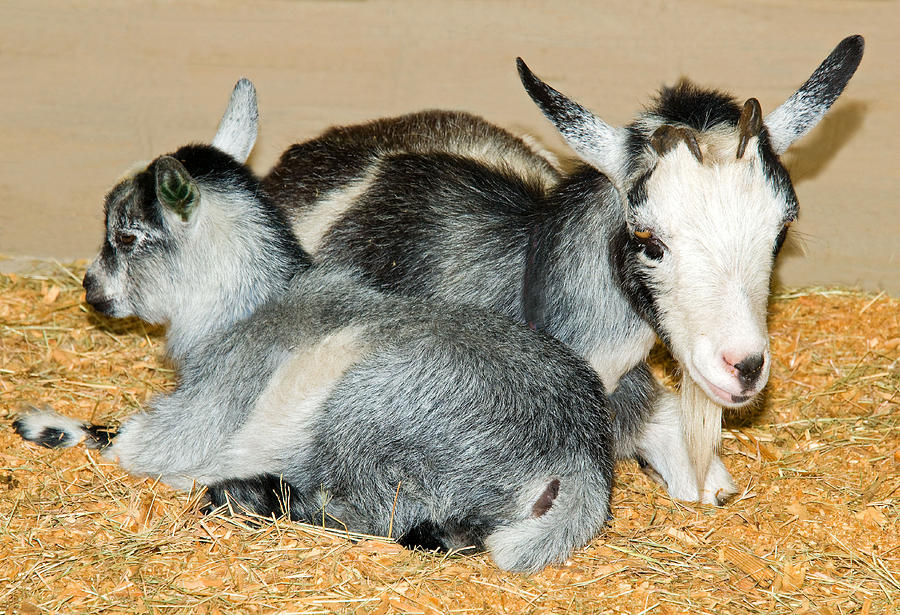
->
[765, 35, 864, 155]
[155, 156, 199, 222]
[516, 57, 627, 184]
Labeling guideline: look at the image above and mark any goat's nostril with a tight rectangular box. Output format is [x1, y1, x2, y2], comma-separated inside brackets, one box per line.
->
[734, 353, 765, 387]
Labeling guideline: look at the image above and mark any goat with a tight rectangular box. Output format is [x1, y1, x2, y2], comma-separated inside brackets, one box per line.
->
[259, 36, 864, 503]
[14, 80, 625, 573]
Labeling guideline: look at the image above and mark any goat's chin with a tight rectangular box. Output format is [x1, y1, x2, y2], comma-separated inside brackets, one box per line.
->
[689, 366, 763, 409]
[86, 297, 132, 320]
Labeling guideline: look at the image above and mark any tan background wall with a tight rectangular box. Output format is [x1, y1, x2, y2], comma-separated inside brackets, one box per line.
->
[1, 0, 897, 291]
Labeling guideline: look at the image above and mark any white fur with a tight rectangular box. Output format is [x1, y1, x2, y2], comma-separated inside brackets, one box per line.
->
[635, 390, 737, 505]
[15, 407, 88, 446]
[150, 189, 283, 360]
[211, 78, 258, 163]
[560, 114, 629, 189]
[222, 327, 369, 476]
[634, 138, 778, 407]
[294, 168, 379, 255]
[587, 327, 656, 393]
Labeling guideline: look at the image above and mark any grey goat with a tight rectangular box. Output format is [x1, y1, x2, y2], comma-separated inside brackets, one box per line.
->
[259, 36, 864, 503]
[14, 85, 628, 573]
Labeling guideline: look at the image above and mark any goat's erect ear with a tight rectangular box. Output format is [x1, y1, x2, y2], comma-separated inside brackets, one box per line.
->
[764, 35, 864, 155]
[155, 156, 199, 222]
[211, 78, 259, 163]
[517, 58, 627, 184]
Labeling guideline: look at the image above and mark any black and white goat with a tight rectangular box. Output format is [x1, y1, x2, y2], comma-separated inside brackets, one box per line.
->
[14, 82, 625, 573]
[260, 36, 864, 503]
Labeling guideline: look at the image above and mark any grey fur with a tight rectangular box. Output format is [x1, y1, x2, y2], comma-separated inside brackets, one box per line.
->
[260, 37, 862, 504]
[17, 126, 616, 574]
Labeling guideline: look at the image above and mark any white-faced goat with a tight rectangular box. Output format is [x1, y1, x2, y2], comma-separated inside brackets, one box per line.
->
[13, 83, 623, 573]
[260, 36, 864, 503]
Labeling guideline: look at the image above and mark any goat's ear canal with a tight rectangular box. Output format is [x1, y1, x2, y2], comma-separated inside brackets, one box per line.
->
[155, 156, 199, 222]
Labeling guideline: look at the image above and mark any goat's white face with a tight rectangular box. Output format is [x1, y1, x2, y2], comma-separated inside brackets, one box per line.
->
[519, 35, 864, 407]
[629, 135, 792, 405]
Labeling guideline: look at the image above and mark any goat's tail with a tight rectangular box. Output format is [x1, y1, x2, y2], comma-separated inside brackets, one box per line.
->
[484, 474, 611, 574]
[13, 405, 117, 450]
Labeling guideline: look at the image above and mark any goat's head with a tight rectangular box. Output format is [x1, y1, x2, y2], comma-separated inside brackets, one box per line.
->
[519, 36, 864, 407]
[83, 79, 303, 351]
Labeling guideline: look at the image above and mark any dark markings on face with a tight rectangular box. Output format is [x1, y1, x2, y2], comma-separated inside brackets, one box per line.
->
[621, 81, 800, 252]
[757, 130, 800, 220]
[102, 144, 307, 269]
[609, 224, 669, 345]
[773, 223, 790, 257]
[625, 168, 654, 210]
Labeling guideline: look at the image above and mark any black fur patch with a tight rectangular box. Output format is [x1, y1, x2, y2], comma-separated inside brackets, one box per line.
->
[12, 420, 73, 449]
[321, 152, 540, 296]
[773, 223, 790, 256]
[262, 139, 374, 209]
[398, 516, 496, 554]
[652, 80, 742, 132]
[623, 82, 741, 181]
[85, 424, 118, 449]
[531, 479, 560, 517]
[521, 222, 549, 331]
[609, 225, 669, 345]
[205, 474, 305, 521]
[757, 130, 800, 217]
[626, 168, 654, 209]
[397, 521, 450, 551]
[791, 36, 865, 127]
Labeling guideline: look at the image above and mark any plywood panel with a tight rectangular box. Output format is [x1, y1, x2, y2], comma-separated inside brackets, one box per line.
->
[0, 0, 896, 291]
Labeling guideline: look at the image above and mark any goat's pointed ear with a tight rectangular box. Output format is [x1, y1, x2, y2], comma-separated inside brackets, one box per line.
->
[517, 58, 627, 183]
[764, 35, 864, 155]
[211, 78, 259, 163]
[155, 156, 199, 222]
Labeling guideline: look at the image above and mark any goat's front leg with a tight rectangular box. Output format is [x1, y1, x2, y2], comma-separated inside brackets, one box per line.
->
[634, 387, 737, 505]
[104, 406, 217, 490]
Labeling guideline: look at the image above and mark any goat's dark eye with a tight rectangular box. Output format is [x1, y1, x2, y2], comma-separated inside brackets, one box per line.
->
[117, 232, 136, 247]
[773, 222, 790, 256]
[634, 229, 666, 260]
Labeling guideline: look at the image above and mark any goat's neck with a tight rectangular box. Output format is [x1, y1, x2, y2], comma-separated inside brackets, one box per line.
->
[534, 168, 656, 388]
[164, 237, 307, 363]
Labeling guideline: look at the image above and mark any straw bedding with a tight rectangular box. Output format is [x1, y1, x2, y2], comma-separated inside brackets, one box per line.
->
[1, 262, 897, 614]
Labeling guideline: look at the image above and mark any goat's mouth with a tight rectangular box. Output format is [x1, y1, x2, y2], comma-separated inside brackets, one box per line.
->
[692, 369, 762, 408]
[84, 294, 129, 319]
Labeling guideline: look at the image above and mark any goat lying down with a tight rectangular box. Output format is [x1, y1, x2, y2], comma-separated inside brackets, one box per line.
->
[14, 88, 629, 573]
[260, 36, 864, 503]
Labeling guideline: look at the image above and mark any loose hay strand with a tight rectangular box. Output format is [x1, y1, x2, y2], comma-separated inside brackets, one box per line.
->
[1, 265, 898, 614]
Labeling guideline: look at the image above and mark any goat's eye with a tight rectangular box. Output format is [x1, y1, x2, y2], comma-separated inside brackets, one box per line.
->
[117, 232, 137, 247]
[633, 229, 666, 260]
[773, 222, 790, 256]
